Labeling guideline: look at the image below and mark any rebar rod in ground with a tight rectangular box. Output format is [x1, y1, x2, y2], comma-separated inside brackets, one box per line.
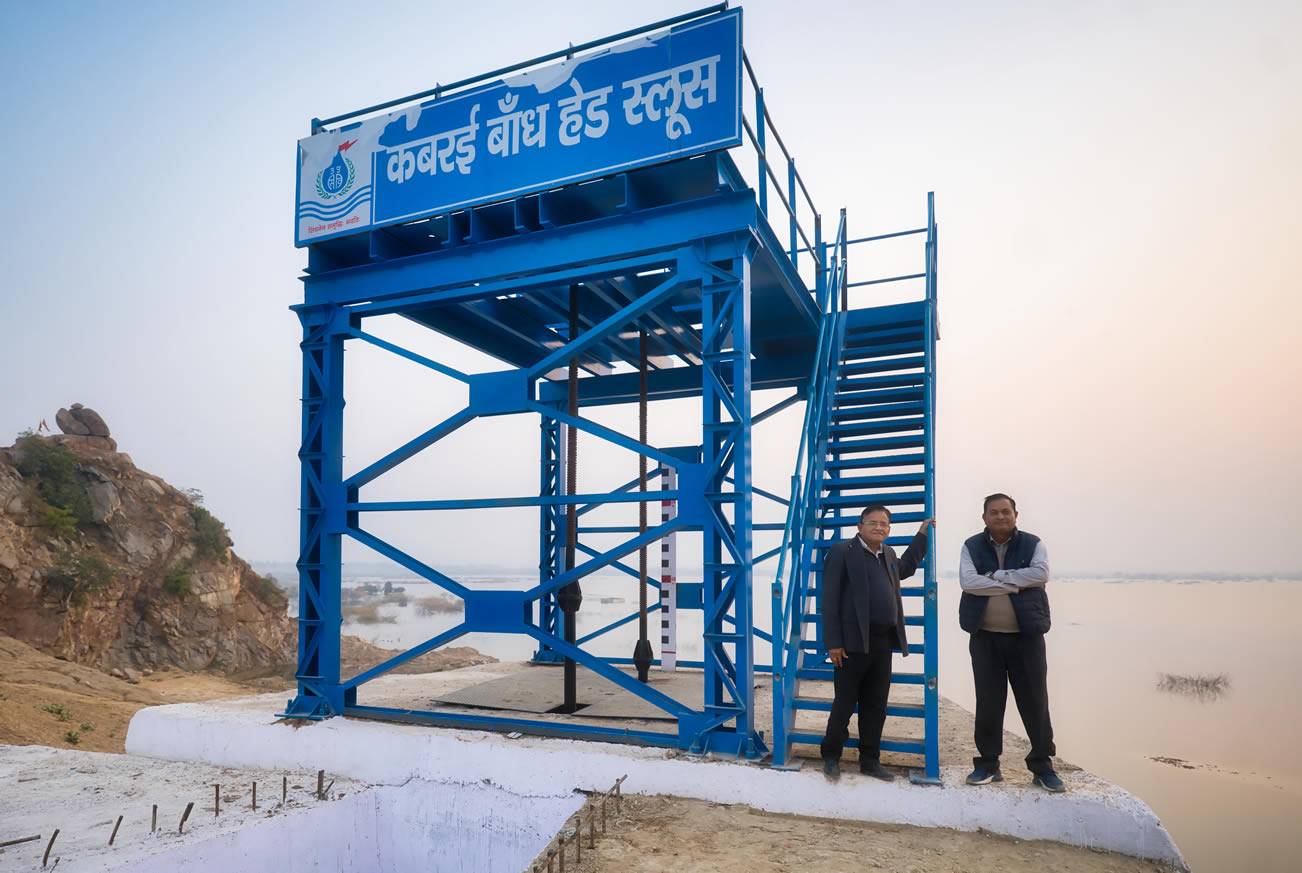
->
[0, 835, 40, 849]
[214, 784, 220, 817]
[109, 815, 123, 846]
[178, 802, 193, 834]
[317, 770, 324, 799]
[151, 804, 157, 833]
[252, 782, 257, 810]
[588, 818, 596, 849]
[42, 829, 58, 867]
[574, 815, 582, 863]
[282, 775, 287, 805]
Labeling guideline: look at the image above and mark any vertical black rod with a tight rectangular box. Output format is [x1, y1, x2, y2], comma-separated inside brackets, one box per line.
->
[559, 284, 583, 712]
[632, 330, 653, 682]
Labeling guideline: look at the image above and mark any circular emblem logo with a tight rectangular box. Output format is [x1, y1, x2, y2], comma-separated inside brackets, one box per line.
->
[316, 149, 355, 201]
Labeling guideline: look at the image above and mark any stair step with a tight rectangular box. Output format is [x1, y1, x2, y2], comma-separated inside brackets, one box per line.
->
[833, 387, 925, 408]
[844, 316, 925, 336]
[822, 473, 926, 490]
[820, 491, 926, 508]
[825, 452, 926, 471]
[809, 535, 921, 552]
[839, 341, 926, 362]
[802, 612, 925, 627]
[839, 354, 926, 377]
[827, 435, 925, 455]
[829, 419, 924, 439]
[819, 511, 928, 527]
[797, 665, 927, 683]
[837, 373, 926, 392]
[787, 732, 925, 754]
[800, 640, 925, 654]
[791, 697, 926, 718]
[830, 401, 925, 422]
[843, 325, 924, 346]
[802, 576, 930, 603]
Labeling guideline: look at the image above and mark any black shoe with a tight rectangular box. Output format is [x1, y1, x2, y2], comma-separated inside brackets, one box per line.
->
[822, 758, 841, 782]
[965, 766, 1003, 785]
[860, 761, 895, 782]
[1032, 770, 1065, 792]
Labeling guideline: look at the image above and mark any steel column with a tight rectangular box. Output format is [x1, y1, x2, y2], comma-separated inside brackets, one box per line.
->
[282, 306, 346, 719]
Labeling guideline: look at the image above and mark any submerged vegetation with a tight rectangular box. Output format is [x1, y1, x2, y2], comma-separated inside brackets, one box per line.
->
[1157, 672, 1230, 701]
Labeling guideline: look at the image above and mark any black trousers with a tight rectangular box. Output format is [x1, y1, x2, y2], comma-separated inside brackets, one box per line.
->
[820, 626, 896, 764]
[969, 629, 1056, 774]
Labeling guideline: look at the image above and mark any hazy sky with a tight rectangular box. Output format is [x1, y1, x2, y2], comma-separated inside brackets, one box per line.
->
[1, 1, 1298, 575]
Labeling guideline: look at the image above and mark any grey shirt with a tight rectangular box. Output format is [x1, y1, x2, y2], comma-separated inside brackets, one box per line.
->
[980, 540, 1019, 632]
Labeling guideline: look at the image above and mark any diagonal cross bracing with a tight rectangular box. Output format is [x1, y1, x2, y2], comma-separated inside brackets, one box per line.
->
[527, 273, 683, 378]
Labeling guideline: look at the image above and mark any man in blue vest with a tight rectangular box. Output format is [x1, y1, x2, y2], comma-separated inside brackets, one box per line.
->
[959, 493, 1063, 791]
[820, 505, 933, 782]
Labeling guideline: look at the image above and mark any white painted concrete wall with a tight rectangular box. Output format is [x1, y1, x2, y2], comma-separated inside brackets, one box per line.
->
[97, 781, 581, 873]
[118, 792, 380, 873]
[373, 781, 580, 873]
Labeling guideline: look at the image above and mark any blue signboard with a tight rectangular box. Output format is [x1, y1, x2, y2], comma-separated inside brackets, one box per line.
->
[296, 9, 742, 246]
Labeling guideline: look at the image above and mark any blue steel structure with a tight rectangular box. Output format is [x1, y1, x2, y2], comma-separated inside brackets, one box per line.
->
[283, 4, 940, 774]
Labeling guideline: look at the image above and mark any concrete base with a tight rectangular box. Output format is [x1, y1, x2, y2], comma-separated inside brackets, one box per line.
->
[123, 669, 1187, 869]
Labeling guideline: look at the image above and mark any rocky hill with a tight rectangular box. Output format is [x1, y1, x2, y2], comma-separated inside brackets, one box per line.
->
[0, 410, 295, 676]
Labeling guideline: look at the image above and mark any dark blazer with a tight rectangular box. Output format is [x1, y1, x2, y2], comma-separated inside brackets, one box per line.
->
[821, 531, 928, 656]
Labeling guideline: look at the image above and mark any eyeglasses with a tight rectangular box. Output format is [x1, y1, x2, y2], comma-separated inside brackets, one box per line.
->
[860, 521, 890, 529]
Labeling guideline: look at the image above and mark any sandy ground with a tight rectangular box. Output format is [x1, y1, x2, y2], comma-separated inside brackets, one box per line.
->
[0, 634, 491, 753]
[540, 795, 1181, 873]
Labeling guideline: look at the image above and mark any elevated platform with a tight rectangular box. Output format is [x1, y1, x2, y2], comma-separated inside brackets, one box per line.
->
[124, 665, 1186, 869]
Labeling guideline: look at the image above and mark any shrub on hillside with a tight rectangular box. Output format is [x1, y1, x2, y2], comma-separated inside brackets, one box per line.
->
[164, 563, 193, 597]
[246, 573, 288, 606]
[191, 506, 231, 564]
[46, 546, 113, 609]
[40, 505, 78, 538]
[14, 432, 93, 529]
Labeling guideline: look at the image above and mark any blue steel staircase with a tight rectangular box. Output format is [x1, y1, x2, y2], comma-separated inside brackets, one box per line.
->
[773, 201, 939, 781]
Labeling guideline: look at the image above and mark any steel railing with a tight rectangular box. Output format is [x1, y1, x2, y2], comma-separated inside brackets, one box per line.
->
[770, 209, 846, 763]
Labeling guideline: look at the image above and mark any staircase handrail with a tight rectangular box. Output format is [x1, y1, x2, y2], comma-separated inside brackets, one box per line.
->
[772, 210, 846, 746]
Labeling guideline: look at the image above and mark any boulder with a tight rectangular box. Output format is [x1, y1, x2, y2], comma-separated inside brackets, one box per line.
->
[69, 406, 111, 437]
[56, 408, 91, 435]
[50, 434, 117, 453]
[86, 481, 122, 523]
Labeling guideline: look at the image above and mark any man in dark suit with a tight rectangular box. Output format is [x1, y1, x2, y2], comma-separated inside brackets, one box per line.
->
[820, 505, 933, 782]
